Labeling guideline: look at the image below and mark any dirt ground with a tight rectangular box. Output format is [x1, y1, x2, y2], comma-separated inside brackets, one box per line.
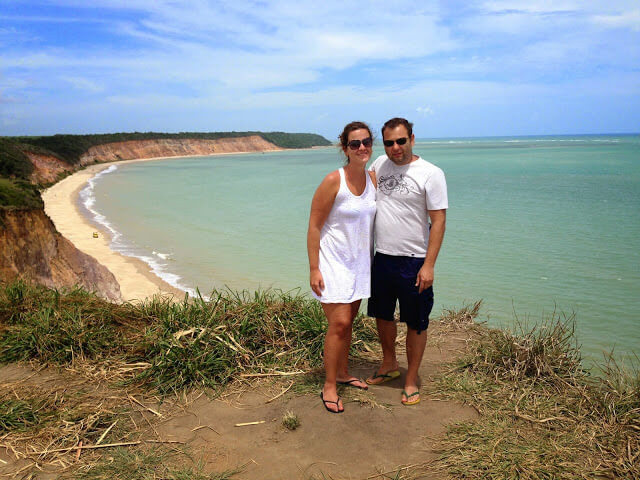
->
[0, 321, 477, 479]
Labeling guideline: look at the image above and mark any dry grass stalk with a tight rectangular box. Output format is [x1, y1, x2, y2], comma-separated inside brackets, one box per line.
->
[266, 381, 294, 403]
[0, 370, 178, 478]
[439, 300, 483, 328]
[234, 421, 265, 427]
[430, 307, 640, 479]
[127, 396, 163, 418]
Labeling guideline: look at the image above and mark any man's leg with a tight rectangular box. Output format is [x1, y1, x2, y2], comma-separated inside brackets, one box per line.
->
[377, 318, 399, 370]
[365, 318, 399, 384]
[398, 259, 433, 404]
[403, 327, 428, 401]
[366, 253, 400, 384]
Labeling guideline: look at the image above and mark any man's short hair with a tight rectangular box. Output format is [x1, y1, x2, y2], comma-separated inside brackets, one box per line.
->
[382, 117, 413, 138]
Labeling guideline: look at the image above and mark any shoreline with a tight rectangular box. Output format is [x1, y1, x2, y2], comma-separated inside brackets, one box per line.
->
[42, 151, 280, 302]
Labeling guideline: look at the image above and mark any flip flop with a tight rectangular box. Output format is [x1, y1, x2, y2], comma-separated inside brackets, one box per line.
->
[401, 389, 421, 406]
[337, 378, 368, 390]
[365, 369, 401, 385]
[320, 391, 344, 413]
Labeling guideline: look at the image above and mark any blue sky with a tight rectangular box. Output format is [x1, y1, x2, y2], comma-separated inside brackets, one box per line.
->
[1, 0, 639, 138]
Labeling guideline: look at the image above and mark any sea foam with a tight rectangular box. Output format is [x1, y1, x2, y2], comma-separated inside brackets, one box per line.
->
[79, 165, 199, 298]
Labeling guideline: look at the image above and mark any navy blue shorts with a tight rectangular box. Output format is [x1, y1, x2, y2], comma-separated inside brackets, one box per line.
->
[367, 253, 434, 334]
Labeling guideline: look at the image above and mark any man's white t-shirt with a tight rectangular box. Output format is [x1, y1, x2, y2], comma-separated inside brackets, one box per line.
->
[369, 155, 448, 257]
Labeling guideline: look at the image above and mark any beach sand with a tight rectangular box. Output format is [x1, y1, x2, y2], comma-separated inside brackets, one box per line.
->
[42, 157, 190, 302]
[42, 147, 323, 302]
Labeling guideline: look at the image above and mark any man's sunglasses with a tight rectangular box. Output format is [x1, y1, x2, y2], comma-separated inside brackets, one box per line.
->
[347, 137, 373, 150]
[383, 137, 409, 147]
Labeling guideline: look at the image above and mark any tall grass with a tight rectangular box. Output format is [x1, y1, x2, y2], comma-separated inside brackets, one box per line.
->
[0, 398, 46, 433]
[132, 288, 376, 393]
[433, 308, 640, 480]
[0, 280, 146, 364]
[0, 280, 377, 393]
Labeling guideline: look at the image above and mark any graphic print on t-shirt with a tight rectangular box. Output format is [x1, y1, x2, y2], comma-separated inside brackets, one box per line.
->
[379, 174, 410, 195]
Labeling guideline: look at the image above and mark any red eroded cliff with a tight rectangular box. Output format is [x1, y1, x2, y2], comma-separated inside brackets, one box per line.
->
[0, 209, 121, 301]
[3, 136, 280, 301]
[27, 152, 74, 184]
[79, 136, 281, 165]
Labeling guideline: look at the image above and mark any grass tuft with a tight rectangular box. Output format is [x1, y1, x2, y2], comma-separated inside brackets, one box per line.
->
[461, 310, 583, 381]
[0, 281, 377, 394]
[131, 288, 376, 393]
[75, 446, 240, 480]
[0, 280, 147, 364]
[439, 300, 482, 327]
[0, 398, 47, 432]
[282, 410, 300, 430]
[432, 307, 640, 480]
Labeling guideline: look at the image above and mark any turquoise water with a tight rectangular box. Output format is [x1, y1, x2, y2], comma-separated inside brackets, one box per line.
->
[84, 135, 640, 364]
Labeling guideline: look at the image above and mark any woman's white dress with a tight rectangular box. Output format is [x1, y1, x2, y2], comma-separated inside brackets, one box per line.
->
[311, 168, 376, 304]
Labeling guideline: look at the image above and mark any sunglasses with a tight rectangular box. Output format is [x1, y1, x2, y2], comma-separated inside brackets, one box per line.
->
[383, 137, 409, 147]
[347, 137, 373, 150]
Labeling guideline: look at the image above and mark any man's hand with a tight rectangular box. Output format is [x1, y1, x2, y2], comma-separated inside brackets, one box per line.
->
[310, 269, 325, 296]
[415, 264, 434, 293]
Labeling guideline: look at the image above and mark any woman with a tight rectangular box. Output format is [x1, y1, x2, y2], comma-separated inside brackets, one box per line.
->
[307, 121, 376, 413]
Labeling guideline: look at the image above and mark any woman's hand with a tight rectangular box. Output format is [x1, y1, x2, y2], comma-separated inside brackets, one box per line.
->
[310, 268, 325, 296]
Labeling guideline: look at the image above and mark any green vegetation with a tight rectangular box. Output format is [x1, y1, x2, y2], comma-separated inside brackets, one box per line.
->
[0, 138, 34, 179]
[0, 138, 44, 211]
[0, 398, 48, 433]
[0, 280, 376, 393]
[12, 131, 331, 166]
[74, 446, 239, 480]
[260, 131, 331, 149]
[432, 309, 639, 480]
[1, 281, 636, 479]
[0, 177, 44, 210]
[0, 281, 145, 363]
[281, 410, 300, 430]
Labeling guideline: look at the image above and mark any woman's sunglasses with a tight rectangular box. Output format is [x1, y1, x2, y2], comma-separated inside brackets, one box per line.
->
[383, 137, 409, 147]
[347, 137, 373, 150]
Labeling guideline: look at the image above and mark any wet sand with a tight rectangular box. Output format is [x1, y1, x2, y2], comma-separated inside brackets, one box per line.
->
[42, 156, 202, 302]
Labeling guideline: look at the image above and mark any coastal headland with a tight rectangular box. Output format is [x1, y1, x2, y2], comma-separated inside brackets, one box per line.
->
[42, 137, 287, 301]
[0, 132, 331, 300]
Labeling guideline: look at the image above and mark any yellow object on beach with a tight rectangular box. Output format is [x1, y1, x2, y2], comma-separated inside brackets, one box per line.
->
[92, 232, 98, 238]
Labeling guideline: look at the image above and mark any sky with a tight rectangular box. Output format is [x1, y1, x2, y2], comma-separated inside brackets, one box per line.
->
[1, 0, 639, 139]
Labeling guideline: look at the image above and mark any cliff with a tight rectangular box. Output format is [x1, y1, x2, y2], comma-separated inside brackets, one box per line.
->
[27, 152, 74, 185]
[1, 135, 293, 301]
[79, 136, 281, 165]
[0, 209, 121, 301]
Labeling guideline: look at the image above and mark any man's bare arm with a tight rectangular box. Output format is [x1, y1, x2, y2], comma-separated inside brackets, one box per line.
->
[415, 209, 446, 293]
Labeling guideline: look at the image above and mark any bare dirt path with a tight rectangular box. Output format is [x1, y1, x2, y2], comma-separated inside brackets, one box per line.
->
[152, 321, 477, 479]
[0, 321, 476, 479]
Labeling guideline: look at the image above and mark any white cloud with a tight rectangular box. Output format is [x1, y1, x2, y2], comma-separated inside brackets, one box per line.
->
[417, 106, 434, 116]
[1, 0, 638, 136]
[60, 76, 104, 93]
[481, 0, 579, 14]
[592, 10, 640, 30]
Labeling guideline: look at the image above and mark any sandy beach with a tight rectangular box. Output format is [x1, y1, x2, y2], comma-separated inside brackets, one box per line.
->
[41, 145, 329, 302]
[42, 157, 196, 302]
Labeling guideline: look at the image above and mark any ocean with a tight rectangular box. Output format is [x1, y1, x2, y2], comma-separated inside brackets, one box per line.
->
[81, 134, 640, 365]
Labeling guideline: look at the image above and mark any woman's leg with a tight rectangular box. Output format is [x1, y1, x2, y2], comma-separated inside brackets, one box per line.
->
[335, 300, 362, 380]
[322, 302, 355, 412]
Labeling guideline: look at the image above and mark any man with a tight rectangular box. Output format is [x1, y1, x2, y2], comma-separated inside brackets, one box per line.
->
[366, 117, 448, 406]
